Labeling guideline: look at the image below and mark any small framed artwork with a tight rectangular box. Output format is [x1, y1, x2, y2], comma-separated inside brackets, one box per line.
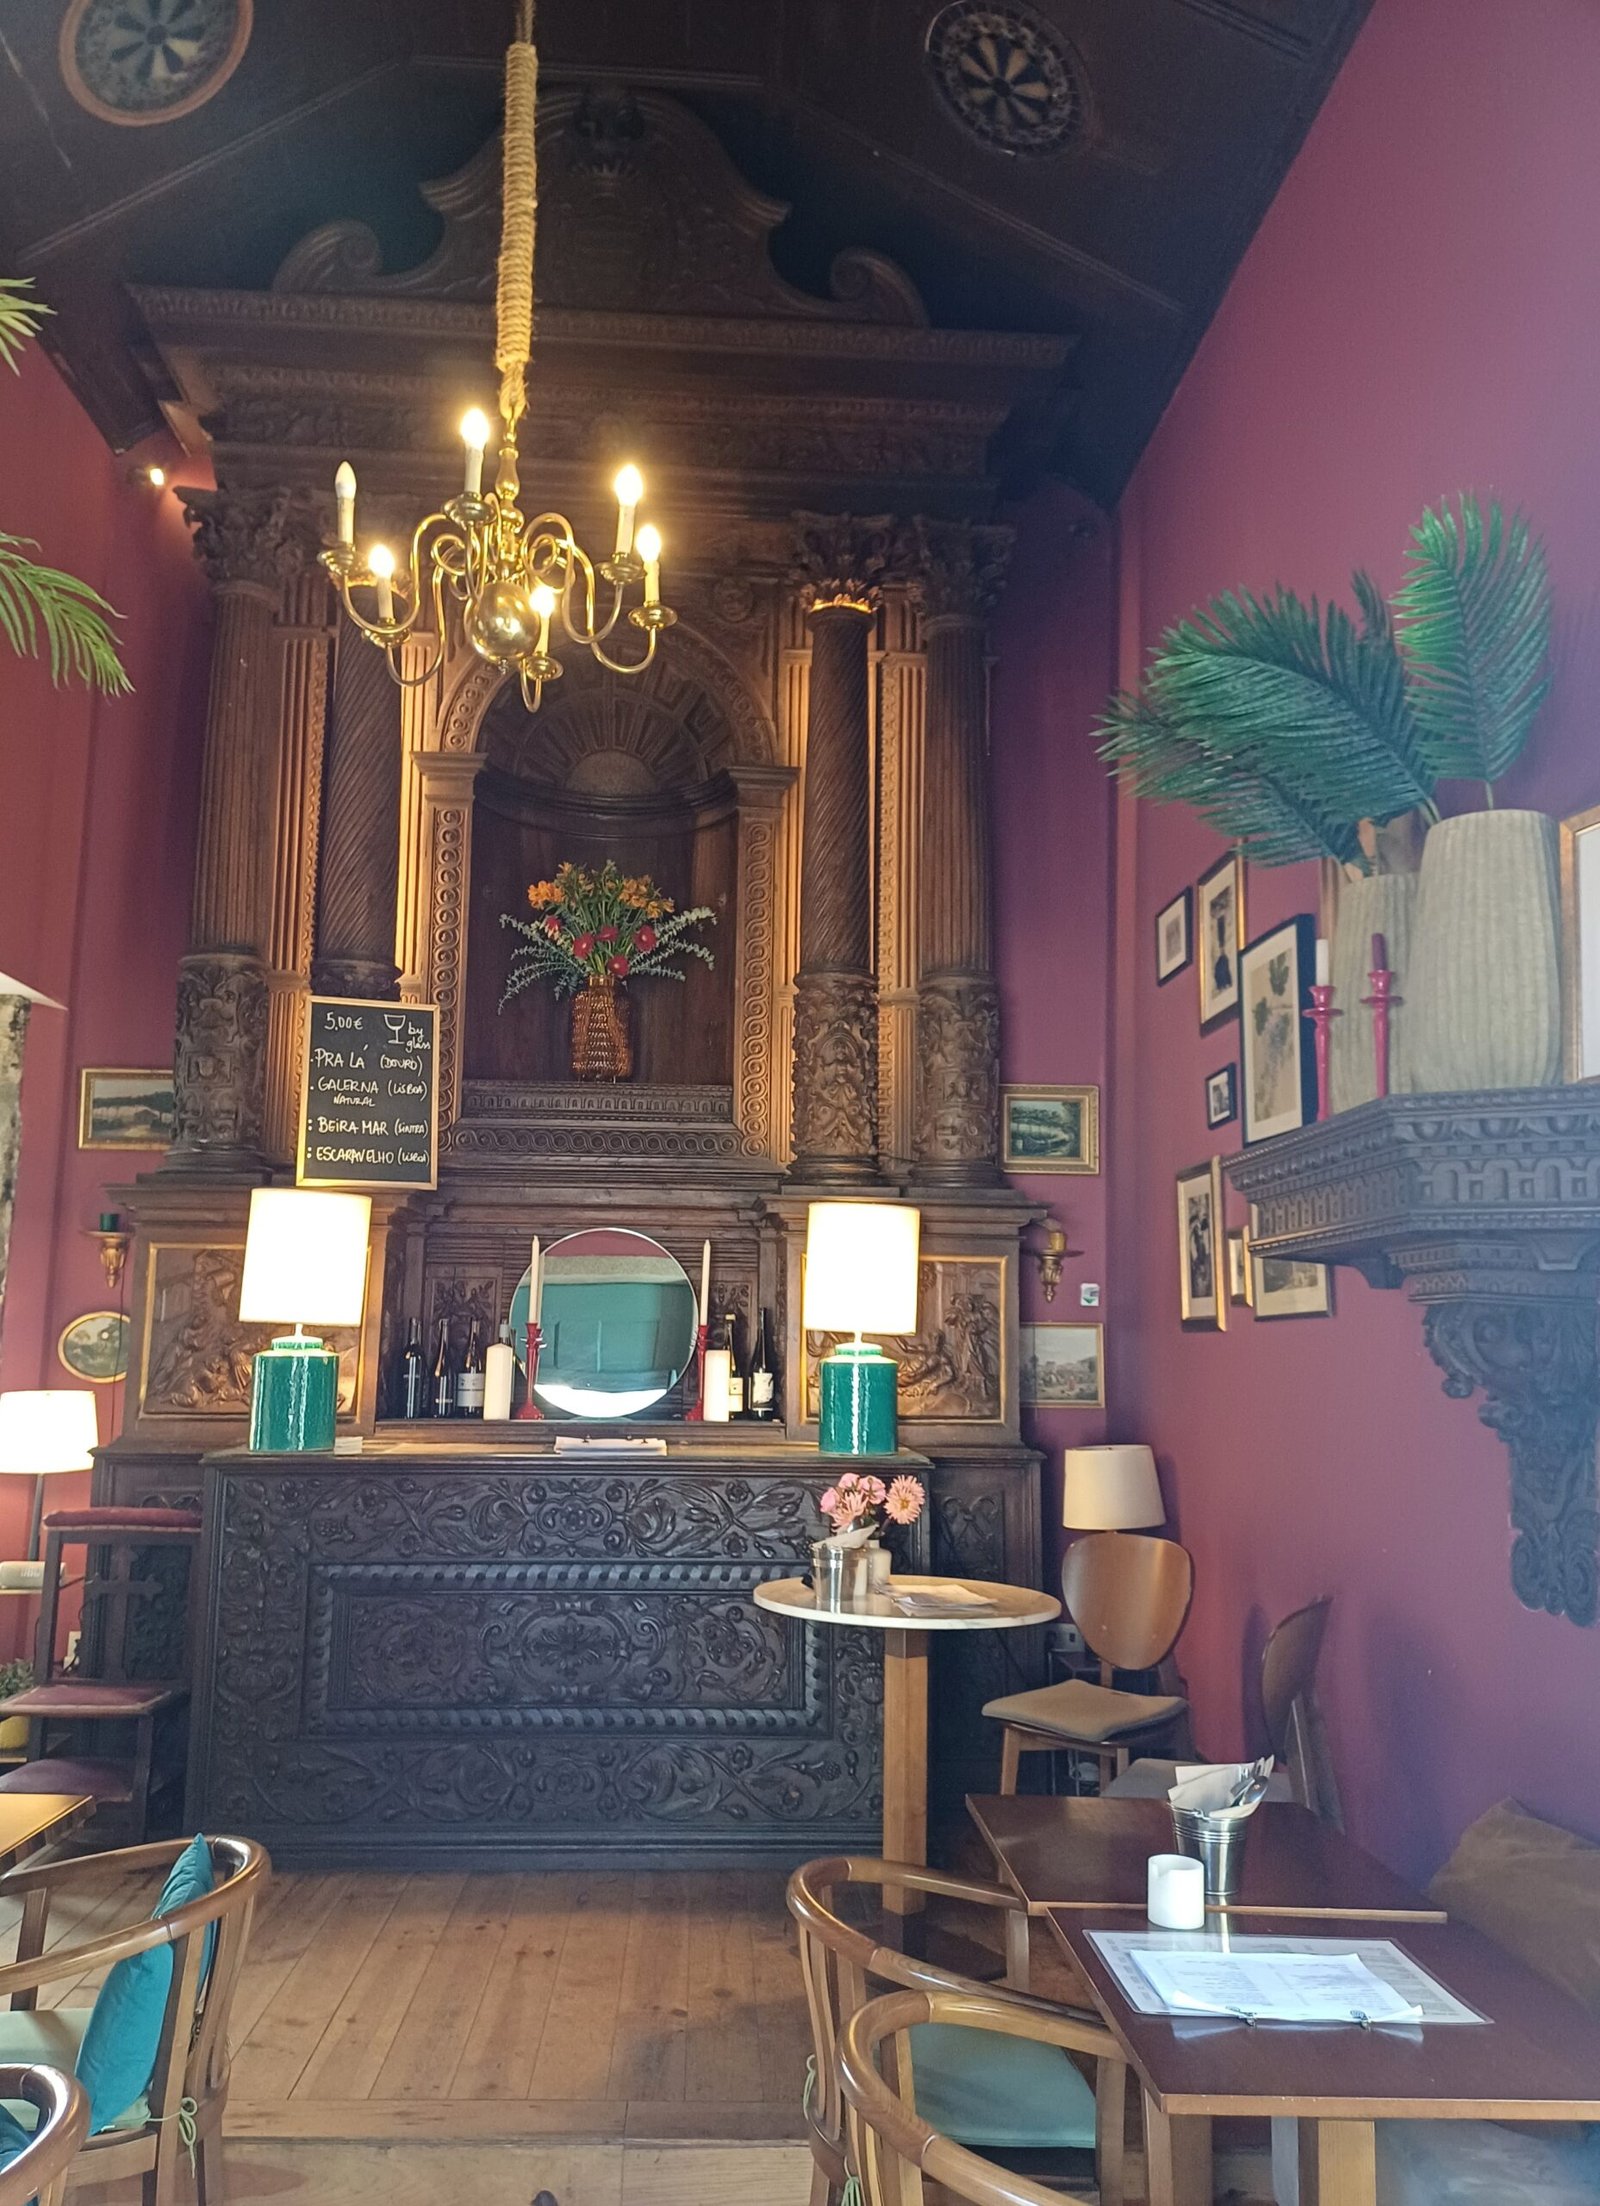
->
[1239, 915, 1317, 1144]
[1020, 1322, 1104, 1408]
[1175, 1157, 1226, 1331]
[1560, 804, 1600, 1080]
[78, 1067, 175, 1150]
[1196, 854, 1245, 1026]
[1226, 1230, 1250, 1307]
[57, 1309, 129, 1384]
[1155, 889, 1193, 985]
[1250, 1249, 1334, 1320]
[1001, 1085, 1100, 1174]
[1204, 1062, 1238, 1129]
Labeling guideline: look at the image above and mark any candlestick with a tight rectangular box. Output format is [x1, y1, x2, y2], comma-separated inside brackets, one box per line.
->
[682, 1322, 709, 1422]
[530, 1235, 542, 1328]
[1309, 982, 1343, 1121]
[1361, 949, 1400, 1100]
[698, 1239, 711, 1333]
[514, 1322, 544, 1419]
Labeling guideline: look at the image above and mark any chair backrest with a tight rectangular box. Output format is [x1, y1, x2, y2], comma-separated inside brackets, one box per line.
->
[0, 2067, 90, 2206]
[1061, 1532, 1193, 1673]
[839, 1988, 1092, 2206]
[1259, 1597, 1342, 1826]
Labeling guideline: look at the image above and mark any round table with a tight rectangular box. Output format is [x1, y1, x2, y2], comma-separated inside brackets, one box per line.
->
[754, 1575, 1058, 1907]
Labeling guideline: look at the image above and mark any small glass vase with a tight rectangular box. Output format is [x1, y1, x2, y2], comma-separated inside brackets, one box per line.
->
[570, 978, 633, 1081]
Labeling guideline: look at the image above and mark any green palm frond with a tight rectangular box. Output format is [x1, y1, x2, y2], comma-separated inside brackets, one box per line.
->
[1392, 494, 1549, 794]
[0, 281, 50, 373]
[1147, 587, 1436, 830]
[1097, 688, 1365, 869]
[0, 533, 131, 694]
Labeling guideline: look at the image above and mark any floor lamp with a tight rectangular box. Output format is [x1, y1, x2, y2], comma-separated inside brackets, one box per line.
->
[0, 1390, 99, 1564]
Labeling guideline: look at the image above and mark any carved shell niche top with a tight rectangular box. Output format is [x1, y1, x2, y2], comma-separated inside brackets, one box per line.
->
[60, 0, 253, 126]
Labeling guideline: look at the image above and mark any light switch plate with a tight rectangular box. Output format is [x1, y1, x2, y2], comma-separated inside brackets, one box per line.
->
[1080, 1282, 1101, 1307]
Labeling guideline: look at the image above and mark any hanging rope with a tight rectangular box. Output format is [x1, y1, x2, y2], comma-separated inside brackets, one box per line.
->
[495, 0, 538, 433]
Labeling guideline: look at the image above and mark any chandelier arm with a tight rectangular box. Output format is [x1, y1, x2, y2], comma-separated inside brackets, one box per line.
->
[331, 571, 422, 649]
[385, 632, 447, 689]
[588, 628, 661, 678]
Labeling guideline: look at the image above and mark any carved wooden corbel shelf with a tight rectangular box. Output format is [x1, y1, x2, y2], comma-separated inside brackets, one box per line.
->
[1227, 1091, 1600, 1628]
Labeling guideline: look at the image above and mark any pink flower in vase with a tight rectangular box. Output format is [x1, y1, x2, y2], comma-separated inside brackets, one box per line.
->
[884, 1475, 925, 1526]
[598, 926, 620, 944]
[636, 924, 657, 952]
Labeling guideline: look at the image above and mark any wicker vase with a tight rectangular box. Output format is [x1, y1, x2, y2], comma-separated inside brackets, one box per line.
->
[1408, 810, 1562, 1092]
[1329, 872, 1418, 1110]
[570, 979, 633, 1081]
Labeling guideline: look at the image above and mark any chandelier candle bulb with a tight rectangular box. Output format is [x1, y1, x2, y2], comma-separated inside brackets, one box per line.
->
[335, 461, 356, 546]
[531, 581, 556, 657]
[613, 464, 643, 559]
[460, 409, 490, 497]
[368, 542, 395, 624]
[637, 522, 662, 607]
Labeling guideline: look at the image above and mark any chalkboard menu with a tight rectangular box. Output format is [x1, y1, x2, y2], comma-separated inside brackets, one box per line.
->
[297, 997, 439, 1189]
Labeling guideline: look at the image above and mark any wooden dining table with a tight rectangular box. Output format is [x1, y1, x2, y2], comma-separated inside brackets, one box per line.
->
[0, 1792, 95, 1870]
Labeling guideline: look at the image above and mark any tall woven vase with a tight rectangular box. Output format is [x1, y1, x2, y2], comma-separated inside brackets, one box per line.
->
[1329, 873, 1418, 1110]
[1408, 811, 1562, 1092]
[570, 979, 633, 1081]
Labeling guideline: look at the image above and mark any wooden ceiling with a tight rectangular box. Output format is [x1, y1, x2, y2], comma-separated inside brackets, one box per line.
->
[0, 0, 1369, 504]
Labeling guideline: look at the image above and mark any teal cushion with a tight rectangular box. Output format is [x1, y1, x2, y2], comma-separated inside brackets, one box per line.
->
[1377, 2121, 1600, 2202]
[908, 2022, 1098, 2151]
[75, 1835, 215, 2134]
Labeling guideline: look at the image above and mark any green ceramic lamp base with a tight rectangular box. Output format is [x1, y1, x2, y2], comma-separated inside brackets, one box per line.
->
[249, 1330, 339, 1453]
[818, 1337, 900, 1456]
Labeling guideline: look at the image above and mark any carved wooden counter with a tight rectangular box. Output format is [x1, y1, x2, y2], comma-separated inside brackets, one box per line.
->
[187, 1434, 937, 1868]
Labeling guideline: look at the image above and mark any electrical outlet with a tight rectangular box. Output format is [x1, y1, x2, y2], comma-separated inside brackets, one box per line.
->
[1080, 1282, 1101, 1308]
[1048, 1620, 1085, 1655]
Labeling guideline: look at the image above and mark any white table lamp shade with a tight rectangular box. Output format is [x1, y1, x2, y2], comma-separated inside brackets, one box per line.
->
[239, 1189, 372, 1329]
[803, 1202, 921, 1336]
[1063, 1444, 1164, 1530]
[0, 1391, 98, 1474]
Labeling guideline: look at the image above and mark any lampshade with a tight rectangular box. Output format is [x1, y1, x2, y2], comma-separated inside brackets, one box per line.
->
[1062, 1444, 1164, 1530]
[239, 1189, 372, 1329]
[0, 1390, 98, 1474]
[803, 1202, 921, 1337]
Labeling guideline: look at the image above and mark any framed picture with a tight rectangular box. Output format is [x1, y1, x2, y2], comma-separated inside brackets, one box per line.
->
[1020, 1322, 1104, 1408]
[1001, 1085, 1099, 1174]
[1560, 804, 1600, 1080]
[1175, 1157, 1226, 1331]
[1239, 915, 1317, 1144]
[1226, 1230, 1250, 1307]
[57, 1309, 129, 1384]
[1196, 854, 1245, 1026]
[78, 1067, 175, 1150]
[1250, 1248, 1334, 1320]
[1204, 1062, 1238, 1129]
[1155, 889, 1193, 985]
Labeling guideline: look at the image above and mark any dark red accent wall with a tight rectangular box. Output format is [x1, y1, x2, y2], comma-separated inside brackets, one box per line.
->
[1103, 0, 1600, 1879]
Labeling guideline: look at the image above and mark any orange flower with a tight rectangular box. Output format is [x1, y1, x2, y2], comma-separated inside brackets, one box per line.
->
[527, 880, 560, 909]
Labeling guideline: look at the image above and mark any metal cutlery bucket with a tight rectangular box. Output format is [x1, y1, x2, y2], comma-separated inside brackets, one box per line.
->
[1170, 1806, 1249, 1903]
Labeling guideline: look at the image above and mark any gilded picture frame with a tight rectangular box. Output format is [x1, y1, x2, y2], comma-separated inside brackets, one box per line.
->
[1559, 803, 1600, 1081]
[78, 1067, 175, 1150]
[1175, 1156, 1227, 1331]
[1197, 853, 1246, 1028]
[1001, 1084, 1099, 1174]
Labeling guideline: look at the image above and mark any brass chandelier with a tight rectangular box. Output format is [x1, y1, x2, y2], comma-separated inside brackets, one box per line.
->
[320, 0, 673, 711]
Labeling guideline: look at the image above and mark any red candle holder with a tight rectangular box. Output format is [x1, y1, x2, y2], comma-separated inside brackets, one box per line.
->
[683, 1324, 709, 1421]
[1361, 937, 1399, 1100]
[1309, 982, 1342, 1122]
[514, 1322, 545, 1420]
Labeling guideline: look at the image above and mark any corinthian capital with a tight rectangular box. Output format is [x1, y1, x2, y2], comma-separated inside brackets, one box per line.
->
[905, 517, 1015, 626]
[790, 512, 898, 613]
[183, 484, 324, 594]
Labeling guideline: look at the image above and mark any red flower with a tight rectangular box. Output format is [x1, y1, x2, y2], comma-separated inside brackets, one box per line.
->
[572, 932, 597, 958]
[542, 914, 562, 938]
[607, 953, 631, 977]
[636, 923, 657, 952]
[597, 925, 619, 945]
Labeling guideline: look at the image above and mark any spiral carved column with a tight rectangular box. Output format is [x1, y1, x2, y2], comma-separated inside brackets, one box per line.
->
[312, 628, 403, 1001]
[168, 485, 321, 1171]
[909, 519, 1013, 1186]
[788, 513, 894, 1182]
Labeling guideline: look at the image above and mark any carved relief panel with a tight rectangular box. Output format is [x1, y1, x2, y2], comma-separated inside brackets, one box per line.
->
[140, 1242, 359, 1419]
[803, 1256, 1005, 1423]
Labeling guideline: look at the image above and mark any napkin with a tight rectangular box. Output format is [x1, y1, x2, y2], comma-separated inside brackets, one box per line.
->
[1168, 1756, 1274, 1815]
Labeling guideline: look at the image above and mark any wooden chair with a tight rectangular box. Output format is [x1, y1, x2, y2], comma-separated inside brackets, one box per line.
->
[1103, 1596, 1344, 1826]
[839, 1985, 1134, 2206]
[0, 1508, 202, 1844]
[788, 1856, 1129, 2206]
[983, 1533, 1194, 1794]
[0, 2067, 90, 2206]
[0, 1835, 268, 2206]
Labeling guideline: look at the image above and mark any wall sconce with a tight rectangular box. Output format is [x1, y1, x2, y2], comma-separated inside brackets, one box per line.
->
[87, 1211, 130, 1291]
[1024, 1215, 1080, 1304]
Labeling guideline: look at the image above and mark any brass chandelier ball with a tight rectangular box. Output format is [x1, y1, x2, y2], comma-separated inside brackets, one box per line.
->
[464, 579, 548, 666]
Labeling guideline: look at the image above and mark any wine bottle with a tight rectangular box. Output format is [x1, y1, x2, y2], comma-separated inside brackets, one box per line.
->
[431, 1320, 456, 1419]
[483, 1322, 516, 1421]
[726, 1310, 746, 1418]
[457, 1318, 485, 1417]
[747, 1306, 777, 1421]
[400, 1317, 427, 1420]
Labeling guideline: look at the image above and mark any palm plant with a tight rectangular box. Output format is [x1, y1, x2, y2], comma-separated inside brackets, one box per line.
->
[0, 281, 130, 695]
[1098, 493, 1549, 869]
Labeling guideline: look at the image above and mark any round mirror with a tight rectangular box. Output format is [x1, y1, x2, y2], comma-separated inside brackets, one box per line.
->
[509, 1228, 698, 1419]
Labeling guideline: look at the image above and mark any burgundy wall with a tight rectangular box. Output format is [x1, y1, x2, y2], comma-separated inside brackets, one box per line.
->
[1108, 0, 1600, 1878]
[0, 345, 209, 1601]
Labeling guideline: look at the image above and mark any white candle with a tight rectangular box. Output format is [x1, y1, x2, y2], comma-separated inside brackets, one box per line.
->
[702, 1345, 732, 1422]
[613, 464, 643, 560]
[531, 582, 556, 658]
[460, 409, 490, 498]
[530, 1236, 542, 1328]
[1148, 1852, 1205, 1931]
[1315, 936, 1330, 986]
[698, 1239, 711, 1334]
[368, 543, 395, 624]
[636, 523, 662, 608]
[334, 461, 356, 546]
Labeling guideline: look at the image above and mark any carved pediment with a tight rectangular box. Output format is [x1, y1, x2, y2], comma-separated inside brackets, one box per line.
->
[275, 88, 926, 328]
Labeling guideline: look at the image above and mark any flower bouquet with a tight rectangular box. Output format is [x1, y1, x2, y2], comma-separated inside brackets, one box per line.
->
[818, 1470, 926, 1549]
[500, 859, 715, 1080]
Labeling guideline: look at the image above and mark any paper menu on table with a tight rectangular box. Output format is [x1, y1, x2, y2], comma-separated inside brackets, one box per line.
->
[885, 1580, 998, 1615]
[1085, 1931, 1487, 2027]
[1133, 1950, 1422, 2025]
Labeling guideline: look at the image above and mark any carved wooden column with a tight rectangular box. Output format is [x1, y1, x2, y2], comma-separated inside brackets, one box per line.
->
[312, 629, 403, 1000]
[909, 519, 1013, 1186]
[263, 565, 333, 1165]
[788, 515, 894, 1183]
[170, 486, 320, 1172]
